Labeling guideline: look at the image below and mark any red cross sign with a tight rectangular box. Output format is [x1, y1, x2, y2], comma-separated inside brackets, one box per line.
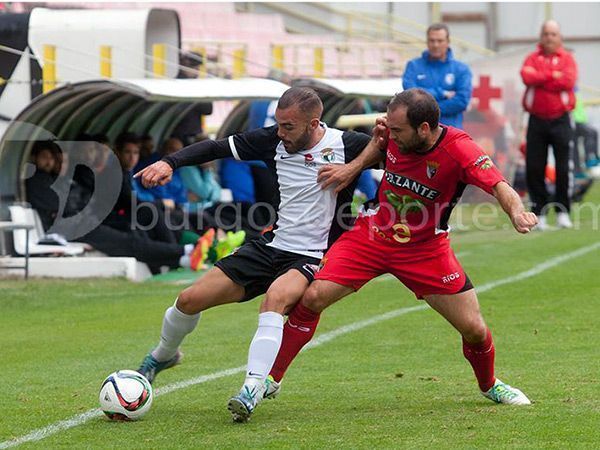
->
[472, 75, 502, 111]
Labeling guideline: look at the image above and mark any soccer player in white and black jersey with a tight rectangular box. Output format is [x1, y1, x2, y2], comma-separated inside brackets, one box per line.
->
[134, 87, 379, 421]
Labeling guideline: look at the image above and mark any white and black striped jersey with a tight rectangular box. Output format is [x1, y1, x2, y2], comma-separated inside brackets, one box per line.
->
[164, 123, 371, 259]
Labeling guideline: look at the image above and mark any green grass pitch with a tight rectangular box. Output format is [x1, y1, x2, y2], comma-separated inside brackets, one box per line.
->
[1, 185, 599, 449]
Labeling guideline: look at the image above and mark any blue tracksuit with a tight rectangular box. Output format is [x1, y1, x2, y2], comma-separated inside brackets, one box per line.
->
[402, 48, 472, 129]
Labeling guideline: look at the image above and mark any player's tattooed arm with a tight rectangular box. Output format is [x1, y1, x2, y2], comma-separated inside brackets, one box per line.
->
[318, 120, 387, 194]
[493, 181, 538, 233]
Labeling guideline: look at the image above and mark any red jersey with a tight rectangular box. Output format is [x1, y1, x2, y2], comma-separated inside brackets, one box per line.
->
[358, 126, 505, 245]
[520, 45, 577, 120]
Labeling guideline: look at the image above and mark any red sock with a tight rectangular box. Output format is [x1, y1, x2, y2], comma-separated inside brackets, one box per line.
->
[269, 303, 321, 382]
[462, 328, 496, 392]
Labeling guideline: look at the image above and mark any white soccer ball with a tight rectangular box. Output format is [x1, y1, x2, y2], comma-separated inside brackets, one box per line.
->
[99, 370, 153, 421]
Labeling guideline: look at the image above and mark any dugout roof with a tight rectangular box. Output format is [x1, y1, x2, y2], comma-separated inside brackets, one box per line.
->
[0, 77, 289, 211]
[217, 77, 400, 138]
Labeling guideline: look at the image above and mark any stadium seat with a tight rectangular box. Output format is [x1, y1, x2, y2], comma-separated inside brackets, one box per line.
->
[8, 205, 86, 256]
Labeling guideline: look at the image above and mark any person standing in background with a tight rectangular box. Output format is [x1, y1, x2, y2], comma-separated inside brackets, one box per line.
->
[520, 20, 577, 230]
[402, 23, 472, 129]
[572, 92, 599, 177]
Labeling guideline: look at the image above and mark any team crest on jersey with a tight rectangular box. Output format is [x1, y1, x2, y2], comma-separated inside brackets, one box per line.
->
[474, 155, 493, 170]
[304, 153, 316, 167]
[426, 160, 440, 179]
[445, 73, 455, 85]
[321, 147, 335, 163]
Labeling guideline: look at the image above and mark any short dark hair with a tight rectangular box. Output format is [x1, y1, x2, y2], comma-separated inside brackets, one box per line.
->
[277, 87, 323, 119]
[427, 22, 450, 39]
[388, 88, 440, 130]
[91, 133, 109, 145]
[31, 140, 60, 157]
[114, 132, 140, 153]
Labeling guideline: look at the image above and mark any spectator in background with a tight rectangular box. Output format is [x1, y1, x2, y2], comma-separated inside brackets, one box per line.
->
[178, 136, 222, 211]
[90, 134, 113, 173]
[402, 23, 472, 129]
[25, 141, 62, 230]
[150, 137, 189, 210]
[134, 134, 160, 174]
[134, 135, 247, 255]
[177, 51, 203, 79]
[25, 140, 205, 273]
[520, 20, 577, 230]
[572, 92, 599, 177]
[108, 132, 194, 245]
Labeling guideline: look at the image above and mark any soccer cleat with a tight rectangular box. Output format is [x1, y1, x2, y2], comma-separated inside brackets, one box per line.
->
[137, 350, 182, 384]
[214, 230, 246, 262]
[227, 384, 265, 423]
[190, 229, 216, 271]
[556, 212, 573, 229]
[263, 375, 282, 400]
[482, 378, 531, 405]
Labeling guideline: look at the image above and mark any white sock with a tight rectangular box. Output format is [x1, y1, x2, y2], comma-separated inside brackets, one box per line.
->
[179, 254, 191, 268]
[184, 244, 194, 255]
[244, 312, 284, 387]
[152, 299, 201, 362]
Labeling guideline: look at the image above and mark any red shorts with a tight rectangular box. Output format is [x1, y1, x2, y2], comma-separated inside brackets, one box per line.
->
[316, 221, 471, 299]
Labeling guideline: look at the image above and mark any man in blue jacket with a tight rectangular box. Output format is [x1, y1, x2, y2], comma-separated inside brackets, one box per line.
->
[402, 23, 472, 129]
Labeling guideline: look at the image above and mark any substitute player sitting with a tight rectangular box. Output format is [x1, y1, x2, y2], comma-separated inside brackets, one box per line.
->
[261, 88, 537, 415]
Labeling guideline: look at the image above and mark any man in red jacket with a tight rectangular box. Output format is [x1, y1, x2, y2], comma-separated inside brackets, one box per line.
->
[520, 20, 577, 230]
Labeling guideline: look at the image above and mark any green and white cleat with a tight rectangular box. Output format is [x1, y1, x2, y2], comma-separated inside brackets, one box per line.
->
[137, 350, 182, 384]
[263, 375, 282, 400]
[227, 384, 265, 423]
[482, 378, 531, 405]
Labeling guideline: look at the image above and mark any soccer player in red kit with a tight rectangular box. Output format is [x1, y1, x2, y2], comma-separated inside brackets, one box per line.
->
[261, 88, 537, 413]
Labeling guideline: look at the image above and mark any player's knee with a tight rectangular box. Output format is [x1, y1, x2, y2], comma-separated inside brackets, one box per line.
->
[301, 285, 326, 312]
[176, 287, 202, 315]
[261, 290, 294, 314]
[462, 320, 488, 344]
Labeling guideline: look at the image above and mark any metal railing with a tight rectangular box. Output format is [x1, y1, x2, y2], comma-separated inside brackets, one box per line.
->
[181, 39, 251, 79]
[261, 2, 495, 58]
[269, 41, 420, 78]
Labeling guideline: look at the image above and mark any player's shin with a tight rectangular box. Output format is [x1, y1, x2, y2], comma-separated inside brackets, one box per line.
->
[244, 312, 284, 389]
[152, 299, 201, 362]
[269, 302, 321, 382]
[462, 327, 496, 392]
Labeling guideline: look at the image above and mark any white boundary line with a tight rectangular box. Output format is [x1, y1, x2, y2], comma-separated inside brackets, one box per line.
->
[1, 241, 598, 449]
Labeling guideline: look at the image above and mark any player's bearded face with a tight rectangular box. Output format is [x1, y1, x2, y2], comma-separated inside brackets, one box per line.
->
[393, 128, 429, 154]
[286, 124, 312, 153]
[387, 108, 429, 154]
[276, 107, 314, 153]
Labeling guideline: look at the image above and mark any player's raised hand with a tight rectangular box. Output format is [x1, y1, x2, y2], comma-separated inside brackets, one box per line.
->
[318, 163, 360, 194]
[512, 211, 538, 233]
[134, 161, 173, 188]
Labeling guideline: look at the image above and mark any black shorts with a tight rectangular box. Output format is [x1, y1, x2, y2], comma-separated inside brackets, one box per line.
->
[215, 237, 322, 302]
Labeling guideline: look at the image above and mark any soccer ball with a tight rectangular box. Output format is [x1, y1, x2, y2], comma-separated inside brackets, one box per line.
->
[99, 370, 153, 421]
